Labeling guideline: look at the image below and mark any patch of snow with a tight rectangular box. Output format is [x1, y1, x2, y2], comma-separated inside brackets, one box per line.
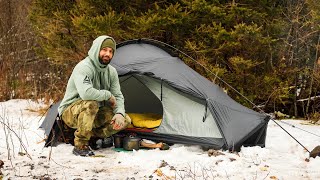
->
[0, 99, 319, 179]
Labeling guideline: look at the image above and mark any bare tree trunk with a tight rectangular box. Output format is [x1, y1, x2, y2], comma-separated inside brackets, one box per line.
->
[294, 73, 298, 117]
[306, 34, 320, 116]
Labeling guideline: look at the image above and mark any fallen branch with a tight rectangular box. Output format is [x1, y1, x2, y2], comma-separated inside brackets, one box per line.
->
[297, 95, 320, 102]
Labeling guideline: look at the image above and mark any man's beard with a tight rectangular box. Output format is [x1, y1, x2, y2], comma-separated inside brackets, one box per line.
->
[99, 57, 111, 66]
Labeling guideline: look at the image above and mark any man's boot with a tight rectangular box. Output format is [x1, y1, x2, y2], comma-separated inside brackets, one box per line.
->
[73, 145, 95, 156]
[89, 137, 101, 150]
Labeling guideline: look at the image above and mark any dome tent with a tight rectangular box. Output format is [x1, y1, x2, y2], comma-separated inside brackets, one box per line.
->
[40, 39, 270, 151]
[111, 39, 270, 150]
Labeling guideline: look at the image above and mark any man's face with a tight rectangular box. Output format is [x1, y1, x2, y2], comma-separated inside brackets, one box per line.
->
[99, 47, 114, 65]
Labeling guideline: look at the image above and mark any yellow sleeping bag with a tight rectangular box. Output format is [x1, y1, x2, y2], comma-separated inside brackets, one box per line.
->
[127, 113, 162, 128]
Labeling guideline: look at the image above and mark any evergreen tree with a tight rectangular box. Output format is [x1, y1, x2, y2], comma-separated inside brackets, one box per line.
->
[28, 0, 320, 117]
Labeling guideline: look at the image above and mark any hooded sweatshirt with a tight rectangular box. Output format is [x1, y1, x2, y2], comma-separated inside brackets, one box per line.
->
[58, 35, 125, 116]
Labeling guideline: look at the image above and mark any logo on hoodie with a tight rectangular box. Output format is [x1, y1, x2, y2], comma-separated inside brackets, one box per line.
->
[83, 75, 91, 85]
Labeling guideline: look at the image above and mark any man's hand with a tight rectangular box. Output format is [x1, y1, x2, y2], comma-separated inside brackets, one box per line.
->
[108, 95, 117, 109]
[111, 113, 125, 130]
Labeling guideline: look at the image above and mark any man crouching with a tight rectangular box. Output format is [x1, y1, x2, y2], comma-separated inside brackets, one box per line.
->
[58, 35, 131, 156]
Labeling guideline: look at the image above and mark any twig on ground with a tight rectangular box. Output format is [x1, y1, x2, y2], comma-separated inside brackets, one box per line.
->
[9, 118, 16, 158]
[49, 156, 70, 169]
[174, 162, 219, 180]
[262, 170, 271, 180]
[1, 106, 15, 172]
[0, 117, 32, 160]
[19, 109, 30, 147]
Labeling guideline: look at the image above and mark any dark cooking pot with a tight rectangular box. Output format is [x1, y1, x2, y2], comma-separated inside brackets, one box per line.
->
[113, 134, 125, 148]
[123, 135, 141, 151]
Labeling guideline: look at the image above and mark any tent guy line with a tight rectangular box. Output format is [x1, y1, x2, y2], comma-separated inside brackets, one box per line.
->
[279, 120, 320, 138]
[272, 119, 311, 153]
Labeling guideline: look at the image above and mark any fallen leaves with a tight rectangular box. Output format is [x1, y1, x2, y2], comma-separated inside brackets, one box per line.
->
[208, 149, 225, 157]
[270, 175, 278, 179]
[259, 165, 269, 171]
[153, 168, 173, 180]
[149, 160, 176, 180]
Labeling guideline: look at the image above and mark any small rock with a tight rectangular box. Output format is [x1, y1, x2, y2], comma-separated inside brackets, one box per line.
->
[0, 161, 2, 176]
[159, 160, 169, 168]
[39, 175, 52, 180]
[0, 160, 4, 168]
[215, 159, 224, 165]
[310, 146, 320, 158]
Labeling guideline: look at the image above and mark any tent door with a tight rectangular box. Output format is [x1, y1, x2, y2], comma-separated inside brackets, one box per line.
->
[120, 75, 163, 129]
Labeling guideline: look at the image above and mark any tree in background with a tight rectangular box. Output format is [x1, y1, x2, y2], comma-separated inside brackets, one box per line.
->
[0, 0, 69, 102]
[279, 0, 320, 117]
[3, 0, 315, 118]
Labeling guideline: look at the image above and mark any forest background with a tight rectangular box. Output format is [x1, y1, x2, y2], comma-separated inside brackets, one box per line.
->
[0, 0, 320, 119]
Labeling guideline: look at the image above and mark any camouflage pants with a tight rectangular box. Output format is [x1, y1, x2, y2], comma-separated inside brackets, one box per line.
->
[61, 100, 130, 147]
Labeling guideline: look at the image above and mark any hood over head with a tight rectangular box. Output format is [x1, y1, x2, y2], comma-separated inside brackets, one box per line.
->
[88, 35, 116, 71]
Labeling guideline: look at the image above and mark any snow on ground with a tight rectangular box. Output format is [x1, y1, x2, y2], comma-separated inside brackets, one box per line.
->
[0, 99, 319, 179]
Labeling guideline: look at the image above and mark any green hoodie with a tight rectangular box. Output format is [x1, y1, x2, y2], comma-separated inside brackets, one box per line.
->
[58, 35, 125, 116]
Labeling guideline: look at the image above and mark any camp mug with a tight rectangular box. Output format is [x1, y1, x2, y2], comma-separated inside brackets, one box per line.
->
[123, 135, 141, 151]
[113, 134, 125, 148]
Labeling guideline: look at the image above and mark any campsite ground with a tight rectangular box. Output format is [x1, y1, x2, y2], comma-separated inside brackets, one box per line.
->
[0, 99, 319, 179]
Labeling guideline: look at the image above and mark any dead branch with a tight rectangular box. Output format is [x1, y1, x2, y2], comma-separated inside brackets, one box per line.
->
[0, 117, 32, 160]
